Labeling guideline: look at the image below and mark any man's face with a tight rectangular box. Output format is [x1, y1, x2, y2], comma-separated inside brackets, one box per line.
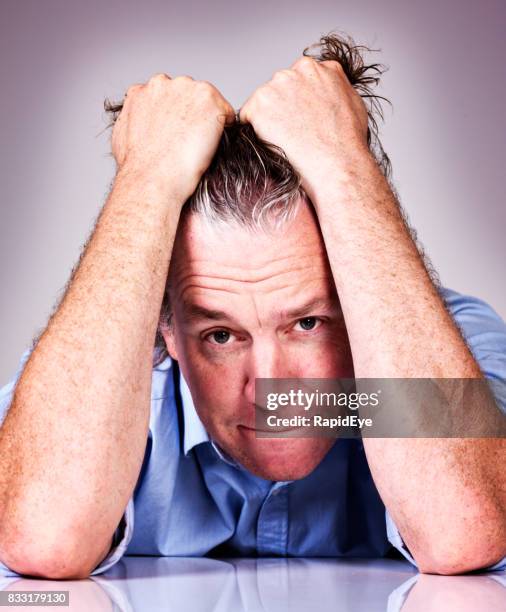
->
[163, 198, 354, 480]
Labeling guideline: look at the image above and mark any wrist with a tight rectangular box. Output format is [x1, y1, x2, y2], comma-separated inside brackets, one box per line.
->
[301, 144, 380, 209]
[115, 161, 195, 207]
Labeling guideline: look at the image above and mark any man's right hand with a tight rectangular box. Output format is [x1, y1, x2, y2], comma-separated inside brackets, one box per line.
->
[112, 74, 235, 201]
[0, 72, 234, 580]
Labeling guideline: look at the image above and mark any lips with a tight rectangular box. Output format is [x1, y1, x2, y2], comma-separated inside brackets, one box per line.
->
[238, 424, 301, 434]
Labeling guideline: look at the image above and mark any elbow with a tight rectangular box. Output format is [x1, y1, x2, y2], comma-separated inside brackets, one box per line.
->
[1, 543, 96, 579]
[407, 497, 506, 575]
[0, 501, 115, 579]
[5, 556, 93, 580]
[0, 499, 117, 579]
[414, 538, 506, 576]
[0, 527, 108, 579]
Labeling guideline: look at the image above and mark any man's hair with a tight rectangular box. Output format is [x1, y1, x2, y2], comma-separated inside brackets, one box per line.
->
[105, 32, 392, 366]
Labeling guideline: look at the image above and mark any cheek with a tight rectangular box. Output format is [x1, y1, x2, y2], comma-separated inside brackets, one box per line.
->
[180, 337, 243, 385]
[292, 326, 353, 378]
[326, 322, 353, 372]
[296, 348, 352, 378]
[177, 338, 245, 417]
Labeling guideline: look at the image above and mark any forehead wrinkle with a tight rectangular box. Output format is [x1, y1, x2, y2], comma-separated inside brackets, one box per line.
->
[175, 271, 335, 306]
[180, 275, 339, 316]
[178, 283, 241, 303]
[173, 256, 330, 290]
[172, 248, 328, 280]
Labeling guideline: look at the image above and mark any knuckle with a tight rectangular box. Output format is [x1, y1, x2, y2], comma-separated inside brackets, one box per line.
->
[273, 69, 293, 81]
[125, 83, 143, 96]
[196, 79, 217, 97]
[296, 55, 316, 70]
[173, 74, 194, 84]
[253, 85, 270, 103]
[148, 72, 170, 84]
[323, 59, 344, 73]
[197, 78, 214, 89]
[250, 86, 273, 109]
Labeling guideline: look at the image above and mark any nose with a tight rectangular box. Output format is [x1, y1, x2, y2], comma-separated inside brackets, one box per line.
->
[243, 337, 294, 405]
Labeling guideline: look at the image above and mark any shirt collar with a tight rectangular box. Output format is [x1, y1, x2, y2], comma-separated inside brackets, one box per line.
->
[177, 364, 292, 480]
[153, 356, 245, 466]
[178, 368, 250, 468]
[178, 368, 210, 455]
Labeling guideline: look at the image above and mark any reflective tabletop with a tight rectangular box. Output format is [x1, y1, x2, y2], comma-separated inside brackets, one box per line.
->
[1, 557, 505, 611]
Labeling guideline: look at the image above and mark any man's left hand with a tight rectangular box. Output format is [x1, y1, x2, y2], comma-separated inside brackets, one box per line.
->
[239, 56, 370, 200]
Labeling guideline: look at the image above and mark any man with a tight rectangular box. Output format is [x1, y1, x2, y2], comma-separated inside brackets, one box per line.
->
[0, 33, 505, 579]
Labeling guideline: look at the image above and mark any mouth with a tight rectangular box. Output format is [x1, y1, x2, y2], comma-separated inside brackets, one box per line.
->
[238, 424, 303, 435]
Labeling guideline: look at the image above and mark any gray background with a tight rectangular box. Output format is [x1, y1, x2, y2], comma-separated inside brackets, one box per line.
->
[0, 0, 505, 383]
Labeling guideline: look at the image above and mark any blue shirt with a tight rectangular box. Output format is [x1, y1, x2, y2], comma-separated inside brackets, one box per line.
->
[1, 287, 505, 576]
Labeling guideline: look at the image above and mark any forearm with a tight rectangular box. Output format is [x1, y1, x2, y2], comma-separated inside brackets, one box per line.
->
[237, 48, 506, 572]
[0, 165, 181, 575]
[308, 148, 478, 379]
[309, 149, 506, 572]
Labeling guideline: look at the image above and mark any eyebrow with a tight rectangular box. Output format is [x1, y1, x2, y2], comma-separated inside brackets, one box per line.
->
[279, 297, 337, 320]
[181, 297, 337, 324]
[181, 303, 236, 323]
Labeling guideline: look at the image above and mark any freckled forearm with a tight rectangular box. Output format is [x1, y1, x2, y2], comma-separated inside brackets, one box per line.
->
[0, 165, 183, 565]
[306, 149, 478, 379]
[367, 437, 506, 573]
[306, 149, 506, 571]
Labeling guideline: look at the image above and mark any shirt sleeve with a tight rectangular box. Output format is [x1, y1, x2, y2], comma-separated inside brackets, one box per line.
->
[0, 349, 135, 577]
[89, 497, 135, 575]
[386, 287, 506, 571]
[0, 348, 32, 577]
[0, 348, 32, 426]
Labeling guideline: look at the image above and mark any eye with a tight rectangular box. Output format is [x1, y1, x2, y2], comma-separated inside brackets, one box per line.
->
[294, 317, 322, 332]
[205, 330, 234, 345]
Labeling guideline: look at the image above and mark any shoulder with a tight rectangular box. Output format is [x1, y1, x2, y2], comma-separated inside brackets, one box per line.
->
[438, 286, 506, 355]
[439, 286, 506, 411]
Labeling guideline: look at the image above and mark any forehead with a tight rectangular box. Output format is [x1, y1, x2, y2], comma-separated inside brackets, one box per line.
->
[169, 199, 336, 306]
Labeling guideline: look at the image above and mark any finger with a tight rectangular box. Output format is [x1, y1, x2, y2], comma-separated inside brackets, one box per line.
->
[223, 112, 238, 127]
[271, 68, 294, 82]
[238, 98, 252, 124]
[319, 59, 344, 74]
[112, 83, 144, 119]
[147, 72, 173, 85]
[196, 81, 236, 126]
[124, 83, 144, 99]
[125, 83, 144, 98]
[290, 55, 317, 73]
[222, 101, 237, 126]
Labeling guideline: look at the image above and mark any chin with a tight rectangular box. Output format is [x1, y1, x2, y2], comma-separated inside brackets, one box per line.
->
[243, 459, 319, 482]
[228, 431, 335, 481]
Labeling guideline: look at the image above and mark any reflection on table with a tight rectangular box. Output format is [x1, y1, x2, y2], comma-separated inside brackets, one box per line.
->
[1, 557, 505, 611]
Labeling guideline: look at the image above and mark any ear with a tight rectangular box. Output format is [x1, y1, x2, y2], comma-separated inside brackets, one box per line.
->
[160, 321, 178, 362]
